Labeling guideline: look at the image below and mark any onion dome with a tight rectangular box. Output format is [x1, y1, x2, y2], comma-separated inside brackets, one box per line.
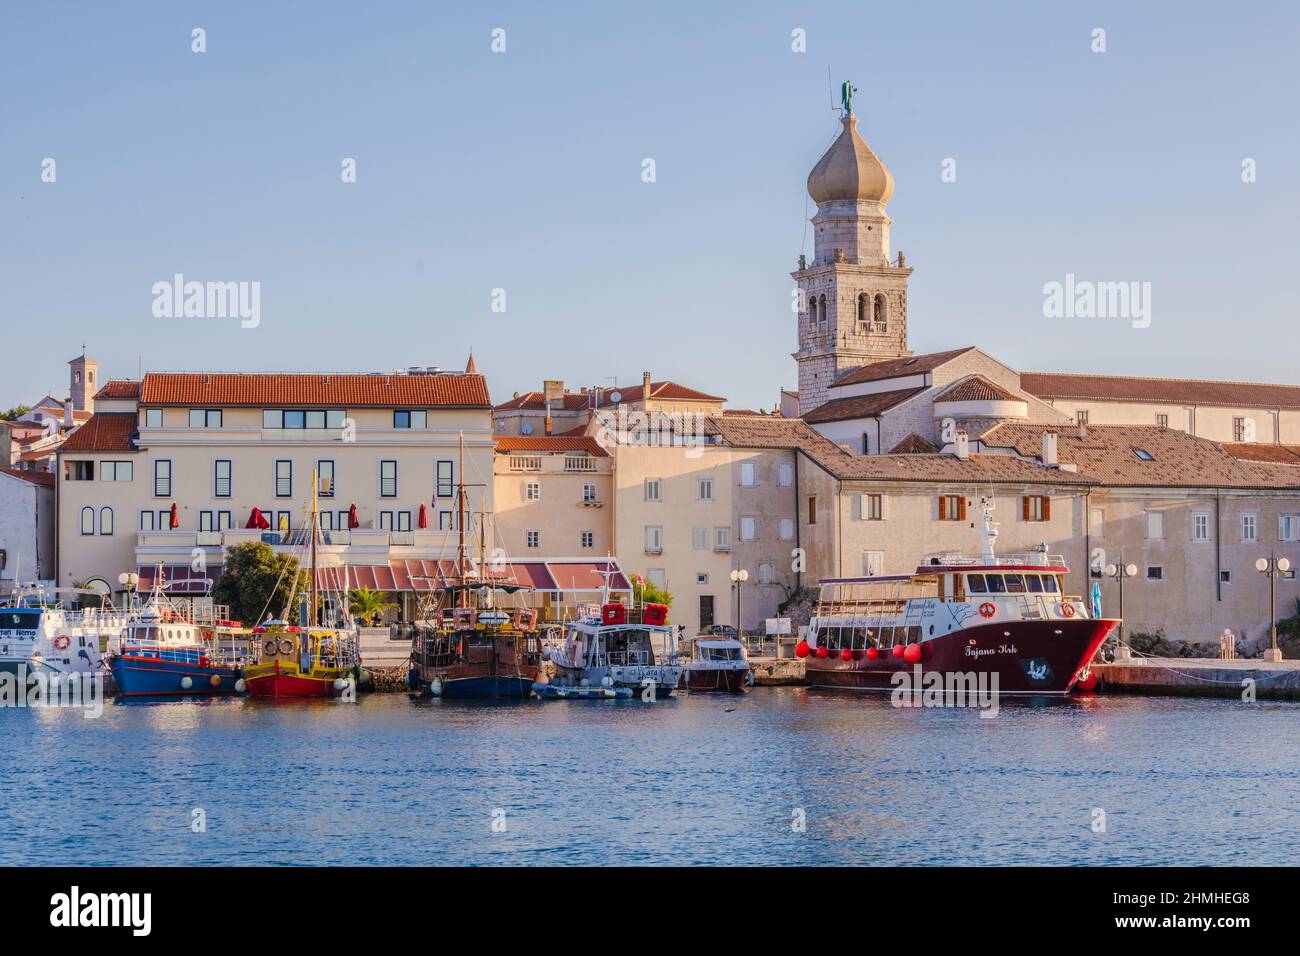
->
[807, 114, 894, 205]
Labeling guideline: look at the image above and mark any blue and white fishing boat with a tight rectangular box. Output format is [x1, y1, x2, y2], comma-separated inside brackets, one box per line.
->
[538, 599, 682, 700]
[107, 587, 244, 696]
[0, 587, 125, 679]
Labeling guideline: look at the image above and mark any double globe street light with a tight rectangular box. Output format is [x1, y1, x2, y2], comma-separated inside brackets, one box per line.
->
[1256, 553, 1291, 662]
[729, 568, 748, 643]
[1103, 560, 1139, 660]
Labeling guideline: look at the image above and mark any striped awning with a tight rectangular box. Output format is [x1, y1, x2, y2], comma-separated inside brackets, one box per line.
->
[549, 561, 631, 593]
[324, 560, 626, 594]
[136, 563, 222, 594]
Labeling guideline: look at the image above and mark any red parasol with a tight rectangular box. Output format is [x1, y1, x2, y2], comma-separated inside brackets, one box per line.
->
[246, 507, 270, 530]
[347, 503, 359, 529]
[417, 503, 428, 529]
[169, 502, 179, 529]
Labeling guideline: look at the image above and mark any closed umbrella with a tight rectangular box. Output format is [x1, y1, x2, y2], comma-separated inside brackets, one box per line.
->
[169, 502, 179, 529]
[245, 507, 270, 530]
[418, 503, 428, 529]
[348, 503, 359, 529]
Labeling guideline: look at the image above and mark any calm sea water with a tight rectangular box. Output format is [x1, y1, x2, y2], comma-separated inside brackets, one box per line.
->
[1, 689, 1295, 866]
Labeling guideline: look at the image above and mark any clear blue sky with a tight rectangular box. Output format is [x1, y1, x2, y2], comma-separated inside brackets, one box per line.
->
[3, 1, 1297, 412]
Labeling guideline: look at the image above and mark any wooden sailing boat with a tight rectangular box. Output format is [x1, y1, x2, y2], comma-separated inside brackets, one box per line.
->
[406, 434, 543, 698]
[243, 470, 361, 698]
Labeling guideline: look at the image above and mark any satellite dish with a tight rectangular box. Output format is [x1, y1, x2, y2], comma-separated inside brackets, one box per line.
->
[521, 423, 533, 435]
[610, 390, 622, 404]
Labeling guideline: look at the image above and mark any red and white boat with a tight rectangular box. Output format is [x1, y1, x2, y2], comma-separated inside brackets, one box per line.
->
[800, 497, 1117, 695]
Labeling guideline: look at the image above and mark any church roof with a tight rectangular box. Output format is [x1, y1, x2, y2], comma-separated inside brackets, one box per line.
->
[802, 387, 927, 425]
[807, 115, 894, 205]
[832, 347, 977, 389]
[1020, 371, 1300, 410]
[934, 375, 1022, 403]
[888, 433, 939, 454]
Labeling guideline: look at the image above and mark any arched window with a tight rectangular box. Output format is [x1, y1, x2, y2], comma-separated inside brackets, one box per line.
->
[100, 507, 114, 536]
[874, 293, 888, 332]
[80, 506, 95, 535]
[818, 294, 827, 327]
[808, 295, 818, 327]
[858, 293, 868, 326]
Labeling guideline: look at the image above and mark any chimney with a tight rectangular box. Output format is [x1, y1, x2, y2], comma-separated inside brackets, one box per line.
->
[543, 379, 564, 404]
[954, 429, 970, 460]
[642, 371, 652, 403]
[1076, 421, 1087, 440]
[1042, 428, 1059, 466]
[63, 398, 73, 429]
[544, 402, 553, 436]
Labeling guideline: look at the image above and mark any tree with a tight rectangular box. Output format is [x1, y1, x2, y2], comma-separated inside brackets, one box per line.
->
[1, 405, 31, 421]
[348, 587, 397, 625]
[212, 542, 309, 627]
[631, 574, 672, 607]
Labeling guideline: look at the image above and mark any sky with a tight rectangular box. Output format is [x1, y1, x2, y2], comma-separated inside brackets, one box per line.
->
[3, 1, 1298, 412]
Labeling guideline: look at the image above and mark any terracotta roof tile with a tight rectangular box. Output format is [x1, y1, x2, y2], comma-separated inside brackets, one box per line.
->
[980, 423, 1300, 489]
[139, 372, 491, 408]
[934, 375, 1021, 403]
[831, 347, 977, 388]
[494, 380, 724, 411]
[0, 467, 55, 487]
[493, 435, 610, 457]
[58, 413, 137, 453]
[1020, 372, 1300, 410]
[95, 380, 142, 400]
[888, 433, 939, 454]
[801, 387, 927, 424]
[1221, 443, 1300, 465]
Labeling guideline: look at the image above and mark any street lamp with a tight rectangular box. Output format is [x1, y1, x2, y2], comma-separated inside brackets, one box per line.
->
[117, 571, 139, 612]
[1256, 553, 1291, 662]
[1103, 560, 1139, 659]
[729, 568, 748, 643]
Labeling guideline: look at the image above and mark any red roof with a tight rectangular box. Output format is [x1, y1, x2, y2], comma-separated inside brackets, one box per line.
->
[1020, 372, 1300, 410]
[801, 387, 927, 424]
[95, 380, 142, 400]
[832, 347, 977, 388]
[934, 375, 1022, 403]
[139, 372, 491, 408]
[1221, 443, 1300, 464]
[0, 467, 55, 487]
[494, 380, 724, 411]
[494, 435, 610, 457]
[59, 413, 137, 452]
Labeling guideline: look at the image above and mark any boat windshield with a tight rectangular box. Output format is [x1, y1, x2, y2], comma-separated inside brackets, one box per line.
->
[0, 610, 43, 630]
[596, 628, 656, 666]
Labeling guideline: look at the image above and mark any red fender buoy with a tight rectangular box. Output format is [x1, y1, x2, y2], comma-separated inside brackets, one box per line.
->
[1075, 671, 1098, 692]
[815, 646, 829, 659]
[866, 647, 879, 660]
[794, 640, 810, 659]
[904, 643, 922, 663]
[840, 648, 853, 661]
[891, 644, 905, 658]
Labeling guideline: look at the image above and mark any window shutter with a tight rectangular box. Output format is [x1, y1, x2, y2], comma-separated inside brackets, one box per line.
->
[880, 494, 889, 520]
[958, 497, 967, 521]
[860, 492, 870, 520]
[937, 496, 944, 520]
[1043, 497, 1051, 521]
[1022, 496, 1030, 521]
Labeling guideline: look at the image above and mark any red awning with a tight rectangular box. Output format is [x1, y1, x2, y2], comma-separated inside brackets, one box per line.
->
[136, 563, 221, 594]
[547, 561, 631, 593]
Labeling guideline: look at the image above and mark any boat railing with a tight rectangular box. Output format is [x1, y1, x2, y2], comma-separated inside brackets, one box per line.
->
[919, 551, 1067, 569]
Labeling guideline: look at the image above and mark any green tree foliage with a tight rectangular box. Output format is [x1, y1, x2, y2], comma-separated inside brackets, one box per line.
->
[347, 587, 397, 625]
[1, 405, 31, 421]
[632, 575, 672, 607]
[212, 542, 309, 627]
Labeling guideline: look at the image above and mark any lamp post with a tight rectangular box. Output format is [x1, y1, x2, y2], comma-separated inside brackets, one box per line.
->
[116, 571, 139, 612]
[729, 568, 748, 645]
[1103, 559, 1138, 660]
[1255, 553, 1291, 662]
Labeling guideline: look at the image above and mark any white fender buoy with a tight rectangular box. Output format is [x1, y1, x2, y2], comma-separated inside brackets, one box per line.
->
[234, 678, 247, 693]
[580, 678, 590, 687]
[429, 679, 443, 696]
[180, 676, 193, 690]
[603, 688, 616, 698]
[601, 676, 613, 688]
[333, 678, 348, 691]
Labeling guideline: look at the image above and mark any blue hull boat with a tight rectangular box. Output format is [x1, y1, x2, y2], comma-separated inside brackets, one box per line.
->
[532, 681, 632, 700]
[109, 653, 241, 696]
[412, 672, 535, 699]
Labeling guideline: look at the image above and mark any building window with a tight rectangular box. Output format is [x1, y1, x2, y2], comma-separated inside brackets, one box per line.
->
[862, 550, 884, 576]
[379, 460, 397, 498]
[1022, 495, 1050, 522]
[275, 460, 292, 498]
[100, 461, 133, 482]
[189, 409, 222, 428]
[644, 525, 663, 553]
[692, 527, 708, 550]
[739, 462, 756, 487]
[80, 507, 95, 535]
[1155, 413, 1168, 429]
[644, 478, 662, 502]
[436, 460, 454, 498]
[438, 510, 453, 530]
[1134, 448, 1155, 461]
[199, 510, 215, 532]
[262, 409, 347, 430]
[757, 562, 774, 584]
[153, 460, 172, 497]
[1147, 566, 1164, 580]
[1220, 570, 1232, 584]
[1232, 417, 1249, 442]
[393, 410, 427, 429]
[647, 569, 667, 590]
[68, 461, 94, 481]
[1241, 512, 1258, 543]
[714, 526, 732, 551]
[697, 478, 713, 501]
[1089, 508, 1104, 537]
[777, 462, 793, 487]
[1146, 511, 1165, 540]
[938, 495, 966, 521]
[739, 516, 756, 540]
[526, 481, 540, 501]
[807, 496, 817, 525]
[139, 510, 155, 531]
[862, 493, 884, 521]
[699, 595, 715, 628]
[857, 292, 868, 328]
[818, 294, 827, 327]
[582, 483, 597, 503]
[873, 293, 887, 332]
[214, 460, 232, 498]
[314, 460, 334, 497]
[580, 531, 594, 549]
[99, 507, 113, 535]
[697, 572, 709, 586]
[1076, 410, 1089, 425]
[861, 433, 871, 454]
[779, 517, 795, 541]
[1192, 512, 1211, 542]
[1280, 514, 1300, 542]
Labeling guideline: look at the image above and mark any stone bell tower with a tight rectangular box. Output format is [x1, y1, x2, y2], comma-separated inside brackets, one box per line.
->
[793, 95, 912, 416]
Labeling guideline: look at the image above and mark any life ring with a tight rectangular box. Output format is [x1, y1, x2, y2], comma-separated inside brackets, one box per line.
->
[53, 635, 71, 652]
[1061, 602, 1077, 618]
[978, 602, 996, 619]
[279, 639, 297, 655]
[263, 638, 279, 655]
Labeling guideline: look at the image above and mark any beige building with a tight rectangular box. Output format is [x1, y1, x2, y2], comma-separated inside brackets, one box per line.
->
[493, 372, 725, 437]
[492, 434, 613, 560]
[57, 368, 496, 619]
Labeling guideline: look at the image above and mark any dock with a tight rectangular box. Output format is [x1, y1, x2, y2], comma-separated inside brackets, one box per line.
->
[1092, 657, 1300, 701]
[747, 657, 805, 686]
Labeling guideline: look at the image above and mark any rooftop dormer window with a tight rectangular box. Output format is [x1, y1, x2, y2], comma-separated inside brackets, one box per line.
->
[1133, 448, 1155, 461]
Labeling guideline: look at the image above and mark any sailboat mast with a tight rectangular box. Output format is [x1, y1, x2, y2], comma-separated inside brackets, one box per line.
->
[310, 468, 319, 626]
[457, 432, 467, 609]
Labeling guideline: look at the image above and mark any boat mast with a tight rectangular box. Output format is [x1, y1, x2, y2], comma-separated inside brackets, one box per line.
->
[310, 468, 319, 627]
[456, 432, 467, 609]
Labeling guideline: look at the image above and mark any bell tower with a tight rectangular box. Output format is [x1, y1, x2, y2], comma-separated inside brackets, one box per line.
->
[793, 90, 911, 417]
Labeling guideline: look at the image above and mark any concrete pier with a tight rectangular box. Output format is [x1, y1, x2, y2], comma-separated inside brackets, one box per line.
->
[747, 657, 805, 686]
[1092, 657, 1300, 701]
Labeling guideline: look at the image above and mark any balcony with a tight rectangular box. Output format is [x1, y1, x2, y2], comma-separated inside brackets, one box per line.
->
[564, 456, 596, 472]
[509, 456, 542, 471]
